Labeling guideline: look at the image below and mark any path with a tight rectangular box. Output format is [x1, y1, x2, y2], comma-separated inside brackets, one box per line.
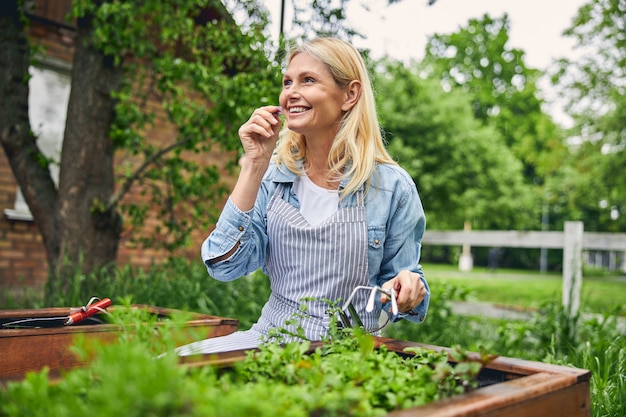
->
[452, 301, 626, 331]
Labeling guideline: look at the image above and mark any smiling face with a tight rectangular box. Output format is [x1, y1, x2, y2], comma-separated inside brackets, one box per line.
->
[279, 52, 351, 143]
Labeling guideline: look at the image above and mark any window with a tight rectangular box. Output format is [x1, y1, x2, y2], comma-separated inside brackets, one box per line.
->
[4, 60, 71, 221]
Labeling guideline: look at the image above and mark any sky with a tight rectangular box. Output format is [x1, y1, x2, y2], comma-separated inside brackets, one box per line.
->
[262, 0, 590, 127]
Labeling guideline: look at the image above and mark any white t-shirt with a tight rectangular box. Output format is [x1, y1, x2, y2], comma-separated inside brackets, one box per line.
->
[292, 175, 339, 225]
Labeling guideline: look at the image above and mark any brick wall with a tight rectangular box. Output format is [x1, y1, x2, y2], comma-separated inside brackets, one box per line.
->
[0, 2, 237, 296]
[0, 151, 48, 291]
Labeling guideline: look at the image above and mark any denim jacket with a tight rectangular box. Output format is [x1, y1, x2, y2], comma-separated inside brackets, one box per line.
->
[201, 161, 430, 323]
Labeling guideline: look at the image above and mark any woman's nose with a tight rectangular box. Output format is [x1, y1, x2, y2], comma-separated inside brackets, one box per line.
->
[281, 87, 300, 104]
[286, 85, 300, 98]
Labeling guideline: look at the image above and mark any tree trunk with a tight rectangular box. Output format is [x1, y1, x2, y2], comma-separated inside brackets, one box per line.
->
[51, 9, 124, 300]
[0, 0, 61, 274]
[2, 1, 124, 302]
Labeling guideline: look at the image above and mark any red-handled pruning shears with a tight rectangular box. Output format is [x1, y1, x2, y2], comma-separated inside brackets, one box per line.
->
[1, 297, 112, 328]
[65, 297, 112, 325]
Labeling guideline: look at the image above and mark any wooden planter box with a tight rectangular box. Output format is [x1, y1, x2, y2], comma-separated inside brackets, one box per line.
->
[0, 305, 238, 379]
[180, 336, 591, 417]
[1, 310, 591, 416]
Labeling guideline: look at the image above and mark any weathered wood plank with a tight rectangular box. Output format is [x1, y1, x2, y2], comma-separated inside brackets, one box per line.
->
[423, 229, 626, 251]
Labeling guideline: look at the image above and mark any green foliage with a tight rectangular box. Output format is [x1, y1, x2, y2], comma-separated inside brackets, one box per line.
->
[290, 0, 361, 42]
[549, 0, 625, 233]
[545, 150, 624, 232]
[4, 262, 624, 416]
[384, 277, 626, 417]
[412, 12, 573, 242]
[0, 303, 489, 417]
[384, 281, 479, 347]
[492, 303, 626, 417]
[41, 258, 271, 330]
[425, 14, 530, 121]
[422, 13, 566, 183]
[375, 60, 537, 230]
[372, 4, 623, 237]
[552, 0, 625, 126]
[580, 338, 626, 417]
[239, 333, 484, 413]
[68, 0, 282, 253]
[0, 305, 200, 417]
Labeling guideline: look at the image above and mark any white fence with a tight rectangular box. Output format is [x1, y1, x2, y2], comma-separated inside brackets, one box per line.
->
[422, 221, 626, 314]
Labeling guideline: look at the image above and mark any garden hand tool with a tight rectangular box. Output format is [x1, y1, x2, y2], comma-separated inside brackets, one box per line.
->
[1, 297, 112, 328]
[338, 285, 398, 330]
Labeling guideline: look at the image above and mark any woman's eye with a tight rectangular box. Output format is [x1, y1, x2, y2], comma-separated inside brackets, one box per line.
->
[304, 77, 315, 83]
[283, 79, 292, 87]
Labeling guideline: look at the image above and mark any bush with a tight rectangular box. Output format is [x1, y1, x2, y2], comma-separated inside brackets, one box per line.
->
[0, 304, 487, 417]
[385, 290, 625, 417]
[42, 258, 271, 330]
[6, 260, 625, 416]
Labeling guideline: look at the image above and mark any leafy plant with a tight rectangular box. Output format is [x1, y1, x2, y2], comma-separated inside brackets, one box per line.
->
[37, 258, 271, 330]
[0, 303, 492, 417]
[4, 260, 624, 416]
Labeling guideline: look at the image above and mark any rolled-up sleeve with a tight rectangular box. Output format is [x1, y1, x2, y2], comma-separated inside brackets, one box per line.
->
[201, 196, 269, 282]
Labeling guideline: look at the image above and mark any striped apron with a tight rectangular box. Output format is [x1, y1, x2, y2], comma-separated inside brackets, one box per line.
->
[176, 184, 377, 356]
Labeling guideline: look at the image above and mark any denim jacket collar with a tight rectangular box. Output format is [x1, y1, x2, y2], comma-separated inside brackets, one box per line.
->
[269, 159, 364, 192]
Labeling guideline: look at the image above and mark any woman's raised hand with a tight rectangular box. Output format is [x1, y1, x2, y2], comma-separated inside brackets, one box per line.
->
[238, 105, 282, 167]
[229, 105, 283, 212]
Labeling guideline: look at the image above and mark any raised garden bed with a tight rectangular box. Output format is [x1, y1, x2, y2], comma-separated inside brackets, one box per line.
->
[180, 336, 591, 417]
[0, 305, 238, 379]
[0, 308, 591, 417]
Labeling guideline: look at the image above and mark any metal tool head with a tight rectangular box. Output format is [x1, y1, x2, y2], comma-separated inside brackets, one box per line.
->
[338, 285, 398, 330]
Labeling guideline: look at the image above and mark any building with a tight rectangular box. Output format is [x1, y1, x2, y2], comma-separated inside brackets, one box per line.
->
[0, 0, 240, 298]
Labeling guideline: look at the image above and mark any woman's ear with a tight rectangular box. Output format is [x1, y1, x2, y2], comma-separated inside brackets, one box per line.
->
[342, 80, 361, 111]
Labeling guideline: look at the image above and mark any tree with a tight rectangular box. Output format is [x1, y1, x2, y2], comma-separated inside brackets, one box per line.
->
[0, 0, 280, 302]
[422, 14, 567, 184]
[290, 0, 359, 41]
[282, 0, 439, 49]
[375, 60, 537, 231]
[550, 0, 625, 232]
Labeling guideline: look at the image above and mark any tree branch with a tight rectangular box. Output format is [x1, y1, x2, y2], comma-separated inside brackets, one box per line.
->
[107, 135, 193, 210]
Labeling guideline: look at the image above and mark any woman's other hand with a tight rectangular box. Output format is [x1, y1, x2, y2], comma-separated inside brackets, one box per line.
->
[381, 270, 427, 313]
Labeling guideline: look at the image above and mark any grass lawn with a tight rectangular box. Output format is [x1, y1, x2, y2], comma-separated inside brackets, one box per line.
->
[423, 263, 626, 315]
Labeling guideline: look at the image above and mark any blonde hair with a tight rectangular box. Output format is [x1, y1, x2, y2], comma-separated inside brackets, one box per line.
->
[273, 37, 396, 197]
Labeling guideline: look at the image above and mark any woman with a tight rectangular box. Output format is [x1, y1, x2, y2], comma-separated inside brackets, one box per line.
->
[176, 37, 429, 355]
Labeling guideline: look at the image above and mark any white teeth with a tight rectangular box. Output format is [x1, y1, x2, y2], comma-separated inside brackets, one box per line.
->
[289, 107, 309, 113]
